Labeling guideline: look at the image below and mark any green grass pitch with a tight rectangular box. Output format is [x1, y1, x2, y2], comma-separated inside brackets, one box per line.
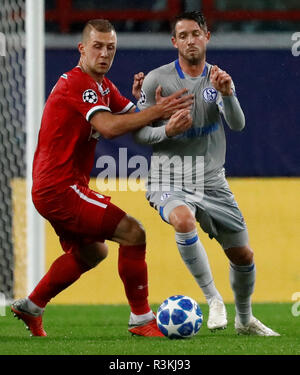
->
[0, 303, 299, 356]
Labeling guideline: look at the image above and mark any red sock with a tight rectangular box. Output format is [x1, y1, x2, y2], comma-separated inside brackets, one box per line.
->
[118, 244, 151, 315]
[29, 252, 91, 308]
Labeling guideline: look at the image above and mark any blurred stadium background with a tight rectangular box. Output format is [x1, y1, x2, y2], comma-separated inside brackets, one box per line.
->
[1, 0, 299, 307]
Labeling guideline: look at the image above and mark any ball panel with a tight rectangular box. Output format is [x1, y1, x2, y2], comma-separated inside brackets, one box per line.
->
[195, 304, 203, 317]
[158, 309, 170, 325]
[177, 321, 194, 336]
[158, 299, 169, 312]
[171, 308, 188, 325]
[178, 298, 193, 311]
[194, 318, 203, 333]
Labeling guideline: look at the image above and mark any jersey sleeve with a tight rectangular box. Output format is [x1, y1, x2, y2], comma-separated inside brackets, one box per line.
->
[108, 81, 135, 114]
[216, 80, 236, 114]
[134, 69, 169, 145]
[66, 73, 112, 122]
[137, 70, 159, 111]
[216, 80, 245, 131]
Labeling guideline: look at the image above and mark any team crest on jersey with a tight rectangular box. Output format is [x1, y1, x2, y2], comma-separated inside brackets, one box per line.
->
[83, 89, 98, 104]
[202, 87, 217, 103]
[138, 89, 146, 105]
[160, 193, 171, 201]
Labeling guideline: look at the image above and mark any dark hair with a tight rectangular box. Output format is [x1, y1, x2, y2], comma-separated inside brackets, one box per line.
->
[171, 11, 207, 37]
[82, 19, 115, 42]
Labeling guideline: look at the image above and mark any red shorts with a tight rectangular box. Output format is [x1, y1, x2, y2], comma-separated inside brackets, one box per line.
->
[32, 184, 126, 253]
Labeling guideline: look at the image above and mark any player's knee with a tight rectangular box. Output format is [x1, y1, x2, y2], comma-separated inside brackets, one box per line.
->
[126, 217, 146, 245]
[245, 247, 254, 264]
[169, 207, 196, 233]
[226, 245, 254, 265]
[79, 242, 108, 268]
[112, 214, 146, 245]
[95, 244, 109, 263]
[239, 246, 254, 265]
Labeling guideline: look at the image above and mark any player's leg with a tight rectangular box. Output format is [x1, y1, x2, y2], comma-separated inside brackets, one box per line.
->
[11, 187, 113, 336]
[169, 205, 223, 304]
[111, 214, 150, 316]
[11, 241, 108, 337]
[224, 244, 255, 326]
[29, 241, 108, 307]
[77, 241, 109, 268]
[224, 244, 279, 336]
[206, 186, 279, 336]
[110, 214, 164, 337]
[166, 203, 227, 330]
[23, 207, 156, 336]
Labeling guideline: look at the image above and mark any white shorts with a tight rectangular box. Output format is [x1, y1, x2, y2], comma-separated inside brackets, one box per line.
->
[146, 185, 248, 250]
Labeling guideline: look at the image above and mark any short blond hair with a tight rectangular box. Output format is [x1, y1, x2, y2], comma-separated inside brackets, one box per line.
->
[82, 19, 115, 42]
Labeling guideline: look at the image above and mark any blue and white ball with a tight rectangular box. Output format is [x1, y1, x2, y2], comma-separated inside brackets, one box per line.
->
[156, 295, 203, 339]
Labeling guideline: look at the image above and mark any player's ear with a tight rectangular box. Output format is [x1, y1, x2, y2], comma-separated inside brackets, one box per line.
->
[78, 42, 85, 56]
[171, 36, 178, 49]
[205, 31, 211, 43]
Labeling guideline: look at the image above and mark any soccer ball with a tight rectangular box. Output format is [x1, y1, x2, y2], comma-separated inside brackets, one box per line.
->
[156, 295, 203, 339]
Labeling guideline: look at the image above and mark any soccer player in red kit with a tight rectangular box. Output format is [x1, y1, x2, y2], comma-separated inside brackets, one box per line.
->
[11, 19, 193, 337]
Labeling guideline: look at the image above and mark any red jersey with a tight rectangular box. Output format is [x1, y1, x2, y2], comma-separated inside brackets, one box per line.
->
[32, 66, 134, 197]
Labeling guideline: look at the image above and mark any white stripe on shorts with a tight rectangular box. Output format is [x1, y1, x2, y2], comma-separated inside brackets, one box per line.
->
[70, 185, 107, 209]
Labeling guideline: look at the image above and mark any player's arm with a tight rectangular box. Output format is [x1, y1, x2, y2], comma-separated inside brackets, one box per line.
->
[210, 65, 245, 131]
[134, 73, 193, 144]
[134, 108, 192, 144]
[90, 87, 193, 139]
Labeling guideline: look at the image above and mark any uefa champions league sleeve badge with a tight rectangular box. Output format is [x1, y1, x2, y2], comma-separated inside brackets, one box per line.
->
[82, 89, 98, 104]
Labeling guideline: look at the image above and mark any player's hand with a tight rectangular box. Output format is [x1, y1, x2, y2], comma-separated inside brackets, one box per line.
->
[165, 109, 192, 137]
[210, 65, 233, 96]
[155, 86, 194, 119]
[132, 72, 145, 100]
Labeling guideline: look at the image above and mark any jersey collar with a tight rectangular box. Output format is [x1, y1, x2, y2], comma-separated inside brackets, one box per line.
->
[175, 59, 208, 79]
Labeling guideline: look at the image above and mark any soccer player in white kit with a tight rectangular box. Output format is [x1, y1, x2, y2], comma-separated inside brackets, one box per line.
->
[133, 11, 279, 336]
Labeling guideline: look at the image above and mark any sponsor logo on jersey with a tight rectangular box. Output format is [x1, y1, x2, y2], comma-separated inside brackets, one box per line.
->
[138, 89, 146, 105]
[83, 89, 98, 104]
[97, 82, 110, 96]
[101, 88, 110, 96]
[202, 87, 217, 103]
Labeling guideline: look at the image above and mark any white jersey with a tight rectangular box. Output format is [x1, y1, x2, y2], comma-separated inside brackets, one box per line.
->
[134, 60, 245, 191]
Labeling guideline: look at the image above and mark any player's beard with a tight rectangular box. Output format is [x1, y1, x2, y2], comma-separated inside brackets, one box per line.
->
[181, 49, 204, 66]
[187, 55, 201, 65]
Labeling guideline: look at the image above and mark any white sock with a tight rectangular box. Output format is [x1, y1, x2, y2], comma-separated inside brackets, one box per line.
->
[175, 229, 222, 305]
[229, 262, 256, 325]
[129, 310, 154, 325]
